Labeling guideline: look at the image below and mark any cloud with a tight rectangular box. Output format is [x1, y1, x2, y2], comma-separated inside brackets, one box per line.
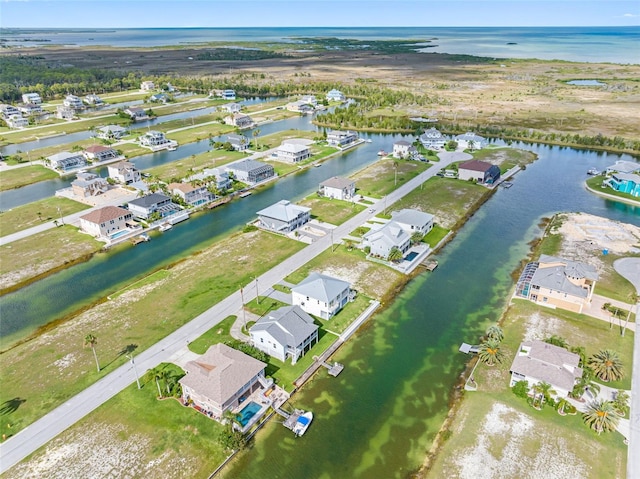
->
[622, 12, 639, 17]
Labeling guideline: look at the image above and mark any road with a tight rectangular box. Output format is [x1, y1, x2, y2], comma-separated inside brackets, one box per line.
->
[614, 258, 640, 479]
[0, 150, 465, 473]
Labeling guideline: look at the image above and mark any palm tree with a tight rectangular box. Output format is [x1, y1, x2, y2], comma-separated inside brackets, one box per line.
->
[84, 334, 100, 372]
[582, 400, 619, 435]
[477, 339, 504, 366]
[486, 325, 504, 342]
[393, 160, 399, 186]
[410, 232, 424, 245]
[612, 390, 630, 417]
[387, 247, 403, 263]
[556, 397, 571, 415]
[150, 367, 165, 398]
[621, 292, 638, 337]
[532, 381, 556, 409]
[544, 335, 568, 349]
[588, 349, 625, 382]
[252, 128, 261, 150]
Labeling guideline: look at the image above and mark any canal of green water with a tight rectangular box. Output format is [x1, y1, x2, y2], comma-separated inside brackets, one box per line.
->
[220, 145, 639, 478]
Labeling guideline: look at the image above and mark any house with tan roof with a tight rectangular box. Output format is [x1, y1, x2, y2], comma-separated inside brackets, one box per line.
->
[83, 145, 121, 163]
[79, 205, 133, 239]
[515, 254, 598, 313]
[509, 340, 583, 398]
[107, 161, 141, 184]
[179, 343, 271, 420]
[71, 172, 110, 198]
[168, 182, 213, 206]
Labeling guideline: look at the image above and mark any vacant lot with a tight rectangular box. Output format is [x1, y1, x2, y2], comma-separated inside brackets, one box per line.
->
[353, 158, 429, 198]
[0, 197, 89, 237]
[299, 195, 365, 225]
[146, 149, 246, 182]
[0, 165, 59, 191]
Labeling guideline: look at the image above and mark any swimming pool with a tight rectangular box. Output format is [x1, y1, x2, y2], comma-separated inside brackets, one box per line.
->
[405, 251, 418, 262]
[110, 229, 131, 240]
[236, 401, 261, 427]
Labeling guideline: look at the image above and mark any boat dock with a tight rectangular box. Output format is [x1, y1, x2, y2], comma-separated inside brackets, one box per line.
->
[459, 343, 480, 354]
[422, 259, 438, 271]
[276, 408, 304, 433]
[130, 233, 150, 245]
[207, 196, 231, 209]
[316, 358, 344, 377]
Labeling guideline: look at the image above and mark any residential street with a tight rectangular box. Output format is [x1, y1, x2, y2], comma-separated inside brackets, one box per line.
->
[0, 150, 463, 473]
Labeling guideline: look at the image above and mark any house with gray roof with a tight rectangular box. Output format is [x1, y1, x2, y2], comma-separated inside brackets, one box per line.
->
[226, 133, 249, 151]
[392, 140, 418, 159]
[226, 159, 274, 184]
[327, 130, 359, 148]
[249, 305, 319, 364]
[179, 343, 270, 420]
[292, 272, 352, 320]
[515, 254, 598, 313]
[275, 142, 311, 163]
[391, 208, 434, 236]
[604, 160, 640, 175]
[257, 199, 311, 233]
[455, 132, 487, 149]
[362, 221, 411, 260]
[71, 171, 109, 197]
[509, 340, 583, 398]
[97, 125, 128, 140]
[128, 192, 175, 219]
[419, 127, 446, 150]
[47, 151, 87, 171]
[319, 176, 356, 200]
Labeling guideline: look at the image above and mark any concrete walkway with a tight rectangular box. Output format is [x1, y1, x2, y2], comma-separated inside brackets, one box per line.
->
[0, 148, 459, 473]
[613, 257, 640, 479]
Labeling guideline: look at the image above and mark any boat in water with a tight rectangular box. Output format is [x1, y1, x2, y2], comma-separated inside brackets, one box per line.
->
[292, 411, 313, 437]
[377, 150, 386, 156]
[587, 168, 600, 175]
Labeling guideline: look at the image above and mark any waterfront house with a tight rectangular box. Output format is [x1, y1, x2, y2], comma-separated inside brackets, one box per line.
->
[327, 130, 359, 148]
[455, 132, 487, 149]
[107, 161, 141, 184]
[604, 160, 640, 175]
[390, 208, 434, 236]
[124, 106, 150, 122]
[249, 305, 319, 364]
[458, 160, 501, 184]
[257, 199, 311, 233]
[179, 343, 270, 420]
[224, 112, 253, 128]
[515, 254, 598, 313]
[319, 176, 356, 201]
[606, 173, 640, 197]
[509, 340, 582, 398]
[226, 159, 274, 184]
[83, 145, 121, 163]
[275, 142, 311, 163]
[362, 221, 411, 259]
[226, 134, 249, 151]
[0, 104, 21, 118]
[47, 151, 87, 171]
[128, 192, 174, 219]
[22, 92, 42, 105]
[6, 114, 29, 129]
[139, 130, 178, 151]
[97, 125, 128, 140]
[84, 94, 104, 106]
[221, 89, 236, 100]
[71, 171, 110, 197]
[168, 182, 213, 206]
[286, 100, 314, 114]
[392, 140, 418, 159]
[79, 205, 133, 239]
[149, 93, 170, 104]
[56, 105, 75, 121]
[326, 89, 345, 102]
[63, 94, 85, 110]
[419, 127, 446, 150]
[140, 81, 155, 91]
[221, 102, 242, 113]
[291, 272, 352, 320]
[301, 95, 318, 106]
[188, 167, 232, 191]
[17, 103, 43, 116]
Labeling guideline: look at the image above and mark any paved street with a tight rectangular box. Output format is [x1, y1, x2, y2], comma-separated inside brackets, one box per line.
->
[614, 258, 640, 479]
[0, 149, 462, 473]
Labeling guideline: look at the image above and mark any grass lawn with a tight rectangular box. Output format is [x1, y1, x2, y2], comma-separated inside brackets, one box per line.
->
[322, 294, 373, 335]
[349, 225, 371, 237]
[245, 297, 289, 317]
[0, 115, 130, 144]
[257, 129, 318, 150]
[166, 123, 235, 145]
[146, 149, 246, 182]
[272, 284, 291, 294]
[3, 363, 231, 479]
[586, 175, 640, 204]
[0, 229, 306, 440]
[252, 108, 299, 123]
[0, 197, 89, 236]
[352, 158, 429, 198]
[299, 195, 365, 225]
[471, 146, 537, 170]
[423, 225, 450, 249]
[188, 315, 238, 354]
[0, 166, 59, 192]
[0, 225, 103, 294]
[116, 142, 153, 158]
[391, 177, 490, 229]
[594, 252, 640, 303]
[109, 269, 171, 300]
[427, 298, 631, 479]
[244, 98, 290, 113]
[23, 138, 108, 162]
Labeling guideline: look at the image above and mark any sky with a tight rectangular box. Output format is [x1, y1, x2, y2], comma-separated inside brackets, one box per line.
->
[1, 0, 639, 28]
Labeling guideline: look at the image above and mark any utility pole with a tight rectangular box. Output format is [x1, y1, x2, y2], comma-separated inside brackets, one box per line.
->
[254, 277, 260, 304]
[240, 286, 247, 329]
[126, 353, 141, 390]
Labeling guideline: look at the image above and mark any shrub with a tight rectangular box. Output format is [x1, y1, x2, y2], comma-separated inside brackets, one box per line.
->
[512, 380, 529, 399]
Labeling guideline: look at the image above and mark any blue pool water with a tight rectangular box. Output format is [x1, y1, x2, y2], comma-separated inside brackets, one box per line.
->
[405, 251, 419, 262]
[237, 401, 261, 427]
[109, 229, 130, 240]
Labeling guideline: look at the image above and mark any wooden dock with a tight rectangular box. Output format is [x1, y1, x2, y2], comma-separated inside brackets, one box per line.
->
[321, 361, 344, 377]
[207, 196, 231, 209]
[130, 233, 150, 245]
[422, 259, 438, 271]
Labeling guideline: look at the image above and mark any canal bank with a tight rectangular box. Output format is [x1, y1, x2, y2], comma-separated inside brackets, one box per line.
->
[219, 144, 639, 479]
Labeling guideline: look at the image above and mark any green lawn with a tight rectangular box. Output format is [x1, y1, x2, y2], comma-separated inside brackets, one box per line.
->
[0, 197, 89, 236]
[146, 149, 246, 182]
[166, 123, 235, 145]
[0, 166, 59, 192]
[471, 146, 537, 168]
[586, 175, 640, 204]
[353, 158, 429, 198]
[322, 294, 373, 335]
[109, 269, 171, 300]
[594, 252, 640, 303]
[245, 297, 289, 317]
[299, 195, 365, 225]
[257, 129, 318, 150]
[188, 316, 238, 354]
[423, 225, 450, 249]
